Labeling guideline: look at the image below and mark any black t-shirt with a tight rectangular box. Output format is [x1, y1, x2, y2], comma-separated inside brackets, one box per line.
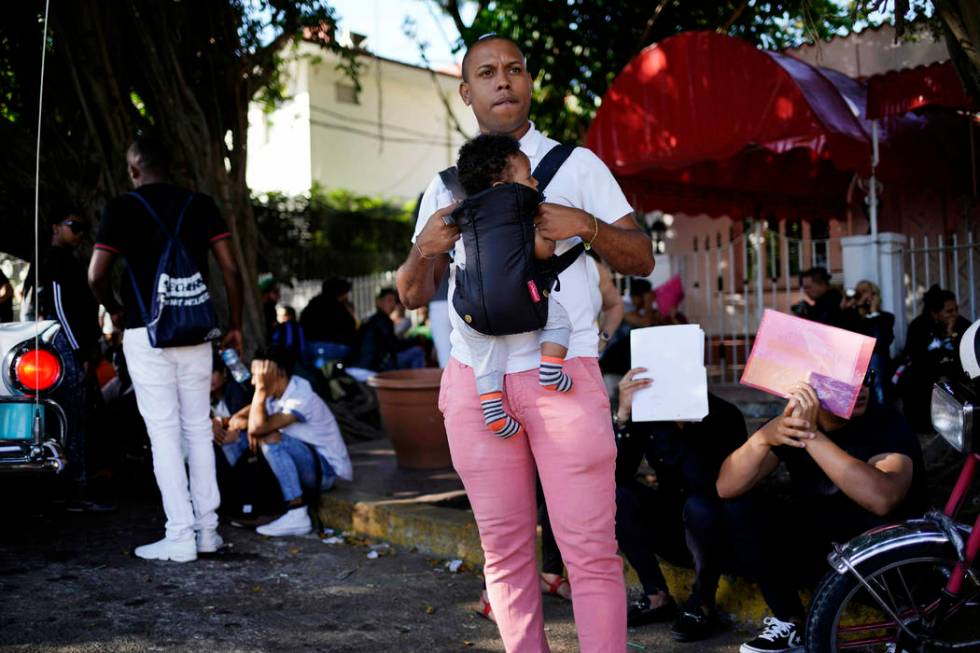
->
[33, 246, 101, 357]
[774, 404, 926, 519]
[95, 183, 230, 330]
[300, 294, 358, 345]
[0, 269, 12, 322]
[615, 393, 748, 496]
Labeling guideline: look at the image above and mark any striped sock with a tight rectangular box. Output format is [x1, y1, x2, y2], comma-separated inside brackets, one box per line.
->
[480, 391, 523, 439]
[540, 355, 573, 392]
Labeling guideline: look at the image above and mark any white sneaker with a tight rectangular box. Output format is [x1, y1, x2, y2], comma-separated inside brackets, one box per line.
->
[256, 506, 312, 537]
[134, 537, 197, 562]
[196, 529, 224, 553]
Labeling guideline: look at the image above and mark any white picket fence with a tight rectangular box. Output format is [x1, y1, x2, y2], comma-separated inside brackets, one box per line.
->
[667, 229, 844, 383]
[907, 233, 980, 323]
[279, 229, 980, 385]
[279, 271, 399, 321]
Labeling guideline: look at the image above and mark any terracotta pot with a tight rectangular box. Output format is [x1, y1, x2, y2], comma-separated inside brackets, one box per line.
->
[367, 368, 452, 469]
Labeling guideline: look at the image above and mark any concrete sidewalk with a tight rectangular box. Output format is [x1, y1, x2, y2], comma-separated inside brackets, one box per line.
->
[320, 433, 781, 626]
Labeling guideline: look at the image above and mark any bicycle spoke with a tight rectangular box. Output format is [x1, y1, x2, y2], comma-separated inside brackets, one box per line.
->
[895, 566, 921, 620]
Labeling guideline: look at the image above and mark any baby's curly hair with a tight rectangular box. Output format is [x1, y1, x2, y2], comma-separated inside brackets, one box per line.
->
[456, 134, 523, 197]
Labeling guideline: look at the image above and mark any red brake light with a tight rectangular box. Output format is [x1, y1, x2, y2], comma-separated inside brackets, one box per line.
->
[15, 348, 62, 392]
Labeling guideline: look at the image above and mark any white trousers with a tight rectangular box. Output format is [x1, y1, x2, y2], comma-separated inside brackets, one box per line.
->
[123, 327, 219, 541]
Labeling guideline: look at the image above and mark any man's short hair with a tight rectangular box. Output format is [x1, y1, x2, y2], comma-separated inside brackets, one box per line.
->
[924, 284, 956, 314]
[252, 345, 294, 376]
[800, 267, 831, 286]
[377, 287, 397, 301]
[128, 134, 169, 174]
[457, 134, 523, 196]
[323, 276, 352, 297]
[461, 33, 526, 82]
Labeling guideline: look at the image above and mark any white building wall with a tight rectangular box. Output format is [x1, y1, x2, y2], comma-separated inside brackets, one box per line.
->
[247, 58, 313, 196]
[247, 43, 478, 202]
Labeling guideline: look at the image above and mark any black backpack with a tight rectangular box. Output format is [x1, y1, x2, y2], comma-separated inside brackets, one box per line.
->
[439, 143, 584, 337]
[125, 191, 221, 348]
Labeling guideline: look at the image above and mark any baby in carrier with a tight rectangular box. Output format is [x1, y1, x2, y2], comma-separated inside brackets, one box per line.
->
[450, 134, 573, 439]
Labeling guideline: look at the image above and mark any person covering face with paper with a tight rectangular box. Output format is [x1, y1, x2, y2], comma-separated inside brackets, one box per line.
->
[614, 367, 788, 642]
[715, 378, 926, 653]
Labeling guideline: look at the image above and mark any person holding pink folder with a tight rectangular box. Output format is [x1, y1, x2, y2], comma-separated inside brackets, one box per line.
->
[716, 374, 925, 653]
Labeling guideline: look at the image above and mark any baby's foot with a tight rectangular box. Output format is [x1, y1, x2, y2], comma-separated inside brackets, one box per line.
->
[540, 356, 573, 392]
[480, 391, 524, 439]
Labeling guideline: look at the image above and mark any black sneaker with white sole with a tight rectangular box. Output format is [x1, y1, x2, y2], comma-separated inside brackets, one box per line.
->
[739, 617, 804, 653]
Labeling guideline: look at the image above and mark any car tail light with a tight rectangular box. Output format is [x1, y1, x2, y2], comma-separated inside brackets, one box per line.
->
[14, 348, 62, 393]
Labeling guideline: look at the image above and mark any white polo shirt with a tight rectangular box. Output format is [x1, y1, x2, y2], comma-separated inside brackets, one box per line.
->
[413, 123, 633, 373]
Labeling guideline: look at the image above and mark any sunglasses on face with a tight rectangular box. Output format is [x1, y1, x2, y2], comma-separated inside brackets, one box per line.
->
[61, 219, 87, 235]
[862, 368, 877, 388]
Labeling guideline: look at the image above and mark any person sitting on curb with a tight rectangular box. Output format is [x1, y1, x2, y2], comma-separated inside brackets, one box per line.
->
[716, 373, 925, 653]
[225, 346, 353, 537]
[614, 367, 756, 641]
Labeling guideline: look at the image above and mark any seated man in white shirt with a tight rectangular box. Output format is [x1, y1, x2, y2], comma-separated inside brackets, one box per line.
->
[225, 346, 353, 537]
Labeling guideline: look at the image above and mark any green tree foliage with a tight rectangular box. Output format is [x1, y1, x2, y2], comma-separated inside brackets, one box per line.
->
[254, 186, 415, 281]
[881, 0, 980, 105]
[435, 0, 879, 142]
[0, 1, 353, 346]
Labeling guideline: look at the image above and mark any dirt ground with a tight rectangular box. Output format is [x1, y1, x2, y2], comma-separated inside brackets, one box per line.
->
[0, 486, 750, 653]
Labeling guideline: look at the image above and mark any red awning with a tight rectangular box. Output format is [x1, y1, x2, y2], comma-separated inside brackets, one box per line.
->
[866, 60, 975, 119]
[586, 31, 872, 218]
[587, 31, 871, 179]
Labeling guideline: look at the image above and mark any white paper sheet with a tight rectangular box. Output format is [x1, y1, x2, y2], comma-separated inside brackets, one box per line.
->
[629, 325, 709, 422]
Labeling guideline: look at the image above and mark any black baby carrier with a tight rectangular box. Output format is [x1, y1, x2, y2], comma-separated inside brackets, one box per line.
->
[440, 143, 584, 337]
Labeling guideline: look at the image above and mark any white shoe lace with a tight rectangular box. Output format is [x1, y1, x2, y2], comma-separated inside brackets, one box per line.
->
[758, 617, 796, 642]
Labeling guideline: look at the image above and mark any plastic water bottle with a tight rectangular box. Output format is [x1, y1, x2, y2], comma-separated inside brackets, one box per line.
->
[221, 348, 251, 384]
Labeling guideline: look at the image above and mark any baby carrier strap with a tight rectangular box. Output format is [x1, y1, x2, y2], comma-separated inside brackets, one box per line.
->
[438, 167, 466, 202]
[532, 143, 575, 192]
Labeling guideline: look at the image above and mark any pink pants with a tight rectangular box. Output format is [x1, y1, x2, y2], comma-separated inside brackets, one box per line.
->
[439, 357, 626, 652]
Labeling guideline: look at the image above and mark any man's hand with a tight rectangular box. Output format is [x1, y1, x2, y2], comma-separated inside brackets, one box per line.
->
[415, 202, 461, 258]
[534, 203, 591, 242]
[756, 395, 816, 449]
[786, 382, 821, 431]
[212, 417, 239, 446]
[222, 328, 243, 355]
[251, 359, 279, 393]
[228, 413, 248, 432]
[617, 367, 652, 423]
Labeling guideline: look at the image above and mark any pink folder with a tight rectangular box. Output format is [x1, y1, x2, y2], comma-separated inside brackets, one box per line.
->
[740, 309, 876, 419]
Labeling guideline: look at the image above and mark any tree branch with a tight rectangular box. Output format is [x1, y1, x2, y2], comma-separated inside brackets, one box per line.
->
[443, 0, 471, 38]
[633, 0, 671, 57]
[718, 0, 749, 33]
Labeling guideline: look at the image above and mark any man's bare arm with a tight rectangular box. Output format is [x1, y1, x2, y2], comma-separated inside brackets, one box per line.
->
[805, 437, 914, 517]
[535, 205, 654, 276]
[397, 203, 459, 309]
[211, 239, 243, 332]
[88, 249, 123, 314]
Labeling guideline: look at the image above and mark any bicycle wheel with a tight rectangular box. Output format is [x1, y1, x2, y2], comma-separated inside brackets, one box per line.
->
[805, 544, 980, 653]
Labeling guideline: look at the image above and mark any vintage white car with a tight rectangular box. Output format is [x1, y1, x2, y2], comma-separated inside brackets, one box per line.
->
[0, 320, 66, 472]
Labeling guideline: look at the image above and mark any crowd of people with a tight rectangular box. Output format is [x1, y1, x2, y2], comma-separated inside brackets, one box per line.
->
[0, 29, 971, 653]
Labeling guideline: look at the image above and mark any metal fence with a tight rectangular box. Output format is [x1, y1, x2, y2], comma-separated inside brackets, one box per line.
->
[906, 233, 980, 323]
[668, 229, 843, 383]
[279, 271, 399, 321]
